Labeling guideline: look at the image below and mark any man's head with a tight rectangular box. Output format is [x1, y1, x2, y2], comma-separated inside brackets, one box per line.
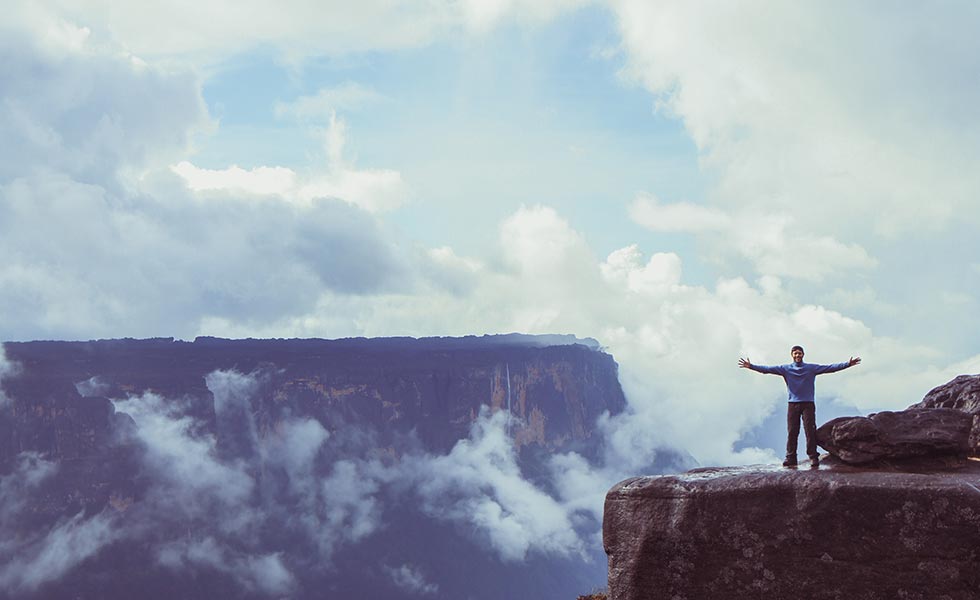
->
[791, 345, 805, 364]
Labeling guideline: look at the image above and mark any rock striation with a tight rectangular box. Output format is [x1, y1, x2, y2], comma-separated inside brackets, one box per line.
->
[604, 462, 980, 600]
[815, 408, 972, 465]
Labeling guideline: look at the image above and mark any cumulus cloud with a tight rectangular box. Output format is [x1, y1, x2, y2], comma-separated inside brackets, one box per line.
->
[173, 112, 410, 213]
[408, 408, 586, 561]
[227, 203, 974, 470]
[0, 7, 417, 342]
[611, 1, 980, 251]
[0, 7, 208, 186]
[629, 194, 877, 282]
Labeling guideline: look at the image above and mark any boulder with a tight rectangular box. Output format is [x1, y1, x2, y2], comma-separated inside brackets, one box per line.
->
[604, 463, 980, 600]
[815, 408, 971, 465]
[910, 374, 980, 455]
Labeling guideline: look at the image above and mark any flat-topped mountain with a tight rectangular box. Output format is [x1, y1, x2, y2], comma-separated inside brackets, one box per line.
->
[0, 335, 627, 599]
[2, 334, 619, 459]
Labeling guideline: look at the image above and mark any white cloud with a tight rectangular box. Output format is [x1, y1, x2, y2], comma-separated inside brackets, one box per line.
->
[3, 5, 979, 583]
[113, 391, 256, 530]
[0, 453, 119, 594]
[408, 408, 586, 561]
[628, 193, 729, 233]
[171, 162, 297, 196]
[629, 194, 877, 282]
[0, 7, 209, 185]
[0, 453, 57, 532]
[385, 563, 439, 596]
[0, 512, 118, 593]
[157, 538, 295, 596]
[457, 0, 592, 33]
[15, 0, 589, 64]
[230, 204, 971, 469]
[74, 375, 111, 398]
[0, 7, 418, 341]
[275, 82, 385, 120]
[173, 112, 410, 213]
[0, 346, 20, 407]
[313, 458, 389, 554]
[611, 1, 980, 238]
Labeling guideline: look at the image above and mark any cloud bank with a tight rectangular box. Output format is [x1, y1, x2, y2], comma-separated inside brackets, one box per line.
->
[63, 371, 603, 595]
[2, 0, 979, 564]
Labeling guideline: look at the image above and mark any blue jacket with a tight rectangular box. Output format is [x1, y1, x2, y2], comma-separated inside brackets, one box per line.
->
[749, 361, 852, 403]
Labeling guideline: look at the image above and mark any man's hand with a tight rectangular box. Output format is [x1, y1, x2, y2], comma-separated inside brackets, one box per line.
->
[849, 356, 862, 367]
[738, 357, 752, 369]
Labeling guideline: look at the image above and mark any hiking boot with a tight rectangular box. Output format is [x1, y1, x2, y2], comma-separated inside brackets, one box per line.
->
[809, 456, 820, 468]
[782, 457, 798, 467]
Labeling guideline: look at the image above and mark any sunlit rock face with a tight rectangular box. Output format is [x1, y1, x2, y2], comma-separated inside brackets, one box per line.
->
[604, 462, 980, 600]
[0, 335, 634, 600]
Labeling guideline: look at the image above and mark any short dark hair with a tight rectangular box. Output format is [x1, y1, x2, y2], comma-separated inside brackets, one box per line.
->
[791, 345, 805, 354]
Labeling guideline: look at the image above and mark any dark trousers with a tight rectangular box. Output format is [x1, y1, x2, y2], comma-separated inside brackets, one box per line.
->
[786, 401, 818, 460]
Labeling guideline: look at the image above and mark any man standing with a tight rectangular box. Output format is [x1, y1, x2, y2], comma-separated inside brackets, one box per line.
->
[739, 346, 861, 467]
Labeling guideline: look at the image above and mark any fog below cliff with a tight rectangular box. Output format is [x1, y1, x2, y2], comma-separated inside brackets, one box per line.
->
[0, 337, 689, 599]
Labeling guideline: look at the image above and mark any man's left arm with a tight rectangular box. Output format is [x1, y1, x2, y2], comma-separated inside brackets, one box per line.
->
[814, 356, 861, 374]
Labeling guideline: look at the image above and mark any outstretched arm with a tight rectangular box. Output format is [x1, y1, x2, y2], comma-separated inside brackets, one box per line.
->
[738, 357, 782, 374]
[814, 356, 862, 374]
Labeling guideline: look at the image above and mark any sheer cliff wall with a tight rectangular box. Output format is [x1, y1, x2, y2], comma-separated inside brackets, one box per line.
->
[0, 335, 625, 463]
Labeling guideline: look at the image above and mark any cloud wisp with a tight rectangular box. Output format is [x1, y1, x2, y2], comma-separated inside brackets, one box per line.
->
[0, 453, 120, 593]
[75, 370, 610, 596]
[0, 345, 20, 407]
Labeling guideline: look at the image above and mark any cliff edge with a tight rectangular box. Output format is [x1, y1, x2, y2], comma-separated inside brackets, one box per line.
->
[604, 373, 980, 600]
[604, 461, 980, 600]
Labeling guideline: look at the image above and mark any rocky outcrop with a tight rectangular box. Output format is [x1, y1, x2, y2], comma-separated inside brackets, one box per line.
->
[911, 374, 980, 455]
[815, 408, 972, 465]
[604, 462, 980, 600]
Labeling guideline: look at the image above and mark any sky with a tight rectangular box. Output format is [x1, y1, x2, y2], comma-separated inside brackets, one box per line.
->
[2, 0, 980, 470]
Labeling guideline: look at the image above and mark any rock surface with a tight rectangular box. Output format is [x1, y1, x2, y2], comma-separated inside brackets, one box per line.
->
[815, 408, 972, 465]
[911, 374, 980, 455]
[604, 462, 980, 600]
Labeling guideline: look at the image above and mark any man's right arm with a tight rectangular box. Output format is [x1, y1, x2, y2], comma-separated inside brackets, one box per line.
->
[738, 358, 783, 374]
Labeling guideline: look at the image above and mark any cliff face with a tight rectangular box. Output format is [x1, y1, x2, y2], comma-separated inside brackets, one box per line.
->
[1, 335, 623, 462]
[604, 463, 980, 600]
[0, 335, 625, 599]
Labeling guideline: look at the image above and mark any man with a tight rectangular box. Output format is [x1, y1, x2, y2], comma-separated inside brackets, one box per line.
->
[738, 346, 861, 468]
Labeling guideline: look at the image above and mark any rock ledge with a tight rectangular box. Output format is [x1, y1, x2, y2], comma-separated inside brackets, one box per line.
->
[604, 461, 980, 600]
